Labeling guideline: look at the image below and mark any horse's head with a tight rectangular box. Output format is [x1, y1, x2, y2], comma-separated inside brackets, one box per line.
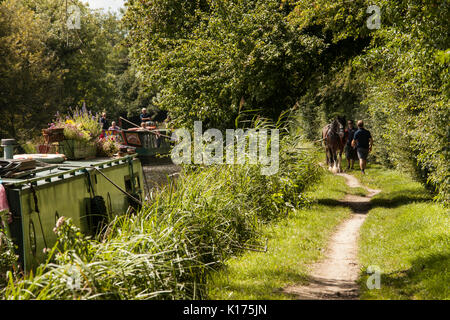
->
[334, 116, 346, 139]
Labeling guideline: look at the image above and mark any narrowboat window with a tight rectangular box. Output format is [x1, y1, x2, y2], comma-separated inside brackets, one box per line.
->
[136, 177, 140, 189]
[124, 176, 132, 193]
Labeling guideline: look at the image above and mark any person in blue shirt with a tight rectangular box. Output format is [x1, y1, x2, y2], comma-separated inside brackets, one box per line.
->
[345, 120, 358, 170]
[352, 120, 373, 174]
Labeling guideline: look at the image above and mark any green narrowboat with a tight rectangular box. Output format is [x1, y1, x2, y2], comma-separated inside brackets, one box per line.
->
[0, 155, 144, 271]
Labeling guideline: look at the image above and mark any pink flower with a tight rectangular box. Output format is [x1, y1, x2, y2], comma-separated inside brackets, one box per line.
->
[56, 216, 66, 229]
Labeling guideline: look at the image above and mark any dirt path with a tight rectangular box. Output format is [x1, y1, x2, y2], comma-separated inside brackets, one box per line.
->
[283, 173, 380, 300]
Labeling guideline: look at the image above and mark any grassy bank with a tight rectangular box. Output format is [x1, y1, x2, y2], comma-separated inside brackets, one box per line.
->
[207, 169, 357, 299]
[356, 165, 449, 300]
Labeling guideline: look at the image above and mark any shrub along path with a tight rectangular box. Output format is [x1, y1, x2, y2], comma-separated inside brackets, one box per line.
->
[283, 173, 380, 299]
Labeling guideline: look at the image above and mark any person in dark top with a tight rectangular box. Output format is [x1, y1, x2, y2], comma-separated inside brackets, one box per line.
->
[345, 120, 358, 170]
[352, 120, 373, 174]
[140, 108, 152, 124]
[100, 112, 109, 130]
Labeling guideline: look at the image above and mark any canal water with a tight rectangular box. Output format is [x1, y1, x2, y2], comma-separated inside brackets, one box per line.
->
[141, 158, 181, 198]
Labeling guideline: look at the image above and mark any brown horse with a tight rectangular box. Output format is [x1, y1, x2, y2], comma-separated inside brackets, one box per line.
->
[322, 116, 347, 173]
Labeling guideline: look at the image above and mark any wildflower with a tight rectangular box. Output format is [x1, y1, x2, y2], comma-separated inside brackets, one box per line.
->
[55, 216, 66, 229]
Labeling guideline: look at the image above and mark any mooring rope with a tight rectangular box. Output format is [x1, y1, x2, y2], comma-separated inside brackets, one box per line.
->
[90, 166, 143, 207]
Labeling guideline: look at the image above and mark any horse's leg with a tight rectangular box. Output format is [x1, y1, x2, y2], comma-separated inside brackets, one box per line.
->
[333, 151, 337, 172]
[324, 137, 330, 167]
[329, 147, 334, 172]
[327, 147, 333, 171]
[333, 148, 338, 173]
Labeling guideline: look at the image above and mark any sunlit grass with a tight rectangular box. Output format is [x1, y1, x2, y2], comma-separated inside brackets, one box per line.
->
[207, 170, 353, 299]
[357, 165, 449, 300]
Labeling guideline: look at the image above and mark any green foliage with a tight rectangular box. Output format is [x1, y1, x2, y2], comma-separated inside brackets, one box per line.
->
[24, 0, 124, 114]
[0, 0, 148, 143]
[124, 0, 328, 129]
[289, 0, 449, 203]
[0, 0, 63, 141]
[287, 0, 370, 42]
[353, 1, 450, 203]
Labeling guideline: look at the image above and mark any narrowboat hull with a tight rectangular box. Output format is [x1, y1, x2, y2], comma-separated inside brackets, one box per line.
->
[1, 155, 144, 271]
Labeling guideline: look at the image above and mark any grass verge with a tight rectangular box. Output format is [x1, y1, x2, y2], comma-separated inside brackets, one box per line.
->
[355, 164, 449, 300]
[207, 169, 355, 300]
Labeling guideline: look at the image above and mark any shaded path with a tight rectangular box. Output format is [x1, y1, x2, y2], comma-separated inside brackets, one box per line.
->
[283, 173, 380, 299]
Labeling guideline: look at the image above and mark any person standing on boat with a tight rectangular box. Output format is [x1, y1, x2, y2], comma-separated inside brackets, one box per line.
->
[100, 112, 109, 130]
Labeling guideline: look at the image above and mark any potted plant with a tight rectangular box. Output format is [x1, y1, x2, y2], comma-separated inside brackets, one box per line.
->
[49, 107, 102, 160]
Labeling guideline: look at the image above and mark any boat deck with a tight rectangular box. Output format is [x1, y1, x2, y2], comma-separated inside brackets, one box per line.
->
[0, 155, 138, 188]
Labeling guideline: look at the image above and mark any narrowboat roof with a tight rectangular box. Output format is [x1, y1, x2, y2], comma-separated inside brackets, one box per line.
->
[0, 155, 138, 188]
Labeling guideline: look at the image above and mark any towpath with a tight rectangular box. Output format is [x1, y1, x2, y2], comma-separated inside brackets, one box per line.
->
[283, 173, 380, 299]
